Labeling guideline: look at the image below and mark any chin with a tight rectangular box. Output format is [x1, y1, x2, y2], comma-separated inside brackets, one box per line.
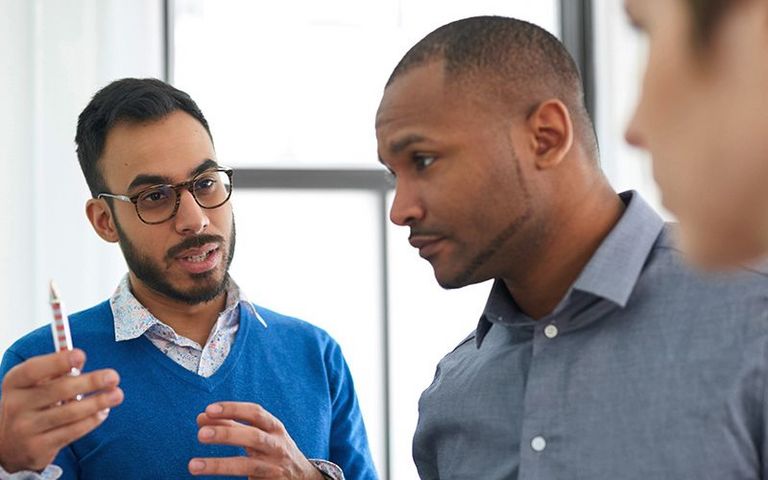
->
[433, 265, 487, 290]
[434, 277, 465, 290]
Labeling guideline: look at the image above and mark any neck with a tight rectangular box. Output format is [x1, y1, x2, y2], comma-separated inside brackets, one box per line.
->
[503, 179, 624, 320]
[128, 274, 227, 346]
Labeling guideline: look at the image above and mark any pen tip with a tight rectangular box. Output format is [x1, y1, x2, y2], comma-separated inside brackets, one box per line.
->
[49, 280, 60, 302]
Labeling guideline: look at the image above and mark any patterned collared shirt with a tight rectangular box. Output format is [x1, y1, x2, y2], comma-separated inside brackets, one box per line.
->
[110, 274, 250, 377]
[0, 276, 343, 480]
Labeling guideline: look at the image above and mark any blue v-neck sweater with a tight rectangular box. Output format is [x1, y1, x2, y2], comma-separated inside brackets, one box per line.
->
[0, 301, 377, 479]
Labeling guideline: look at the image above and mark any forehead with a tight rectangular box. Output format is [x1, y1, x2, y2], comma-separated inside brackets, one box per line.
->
[376, 62, 465, 133]
[376, 62, 510, 166]
[100, 110, 215, 190]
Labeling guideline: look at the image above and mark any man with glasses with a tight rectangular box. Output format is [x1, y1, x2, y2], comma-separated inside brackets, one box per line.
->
[0, 78, 376, 480]
[97, 166, 234, 226]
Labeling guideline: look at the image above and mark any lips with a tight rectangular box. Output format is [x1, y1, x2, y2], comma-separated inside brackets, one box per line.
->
[409, 235, 446, 259]
[174, 243, 222, 274]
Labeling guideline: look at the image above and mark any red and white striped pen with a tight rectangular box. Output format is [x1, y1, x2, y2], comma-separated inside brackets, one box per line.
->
[50, 280, 80, 377]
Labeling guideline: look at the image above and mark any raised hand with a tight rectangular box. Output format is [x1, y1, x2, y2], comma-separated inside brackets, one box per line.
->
[0, 349, 123, 473]
[189, 402, 324, 479]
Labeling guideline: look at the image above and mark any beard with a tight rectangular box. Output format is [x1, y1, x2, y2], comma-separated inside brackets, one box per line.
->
[114, 218, 236, 305]
[441, 143, 534, 289]
[444, 202, 534, 289]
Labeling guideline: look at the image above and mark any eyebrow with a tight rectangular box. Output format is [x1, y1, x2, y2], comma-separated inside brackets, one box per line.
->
[191, 159, 219, 177]
[388, 134, 427, 155]
[127, 158, 219, 191]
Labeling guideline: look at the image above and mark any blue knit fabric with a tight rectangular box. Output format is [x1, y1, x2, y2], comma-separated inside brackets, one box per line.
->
[0, 301, 377, 479]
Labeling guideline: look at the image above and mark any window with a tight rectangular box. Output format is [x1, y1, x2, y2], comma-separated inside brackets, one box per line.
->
[592, 0, 668, 216]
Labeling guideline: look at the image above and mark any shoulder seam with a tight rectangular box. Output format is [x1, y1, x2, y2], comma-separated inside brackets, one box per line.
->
[447, 332, 477, 355]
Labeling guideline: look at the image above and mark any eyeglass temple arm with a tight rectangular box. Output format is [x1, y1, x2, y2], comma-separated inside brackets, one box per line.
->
[97, 193, 133, 203]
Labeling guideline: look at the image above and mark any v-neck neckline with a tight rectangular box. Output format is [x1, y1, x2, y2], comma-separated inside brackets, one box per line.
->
[132, 303, 252, 392]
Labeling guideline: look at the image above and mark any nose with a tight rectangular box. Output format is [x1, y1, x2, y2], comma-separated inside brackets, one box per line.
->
[389, 182, 425, 227]
[174, 189, 209, 235]
[625, 101, 647, 148]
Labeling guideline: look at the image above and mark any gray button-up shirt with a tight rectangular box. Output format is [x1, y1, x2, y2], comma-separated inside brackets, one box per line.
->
[413, 191, 768, 480]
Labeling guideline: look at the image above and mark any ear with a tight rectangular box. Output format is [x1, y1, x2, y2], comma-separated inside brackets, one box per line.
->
[526, 99, 574, 170]
[86, 198, 120, 243]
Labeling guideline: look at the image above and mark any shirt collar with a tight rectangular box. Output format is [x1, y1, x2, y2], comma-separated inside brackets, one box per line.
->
[570, 191, 664, 306]
[110, 274, 263, 342]
[475, 191, 664, 348]
[475, 279, 529, 347]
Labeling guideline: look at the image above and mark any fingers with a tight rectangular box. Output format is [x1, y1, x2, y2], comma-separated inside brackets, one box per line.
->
[189, 456, 281, 478]
[30, 387, 124, 435]
[25, 369, 121, 410]
[2, 350, 85, 390]
[37, 407, 113, 457]
[196, 412, 235, 428]
[193, 404, 315, 479]
[0, 352, 124, 473]
[197, 422, 278, 454]
[203, 402, 284, 433]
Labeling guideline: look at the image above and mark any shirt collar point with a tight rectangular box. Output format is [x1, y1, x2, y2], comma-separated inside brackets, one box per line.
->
[475, 315, 493, 348]
[242, 301, 268, 328]
[571, 191, 663, 306]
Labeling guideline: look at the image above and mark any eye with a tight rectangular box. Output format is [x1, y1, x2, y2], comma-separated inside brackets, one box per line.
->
[413, 153, 436, 171]
[194, 177, 217, 192]
[137, 186, 173, 210]
[192, 171, 225, 199]
[140, 187, 171, 203]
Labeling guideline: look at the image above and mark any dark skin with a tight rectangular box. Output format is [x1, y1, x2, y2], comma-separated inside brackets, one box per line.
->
[376, 61, 624, 319]
[502, 99, 623, 318]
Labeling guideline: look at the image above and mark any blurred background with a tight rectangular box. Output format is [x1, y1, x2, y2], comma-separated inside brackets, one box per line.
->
[0, 1, 659, 478]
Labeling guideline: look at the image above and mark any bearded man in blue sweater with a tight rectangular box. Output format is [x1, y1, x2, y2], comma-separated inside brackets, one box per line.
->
[0, 78, 376, 480]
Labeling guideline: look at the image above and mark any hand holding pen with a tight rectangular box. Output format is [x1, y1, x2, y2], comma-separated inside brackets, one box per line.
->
[49, 281, 82, 398]
[0, 283, 125, 474]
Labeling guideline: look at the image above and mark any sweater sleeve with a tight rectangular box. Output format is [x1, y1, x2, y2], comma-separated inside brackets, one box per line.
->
[324, 340, 378, 480]
[0, 349, 79, 479]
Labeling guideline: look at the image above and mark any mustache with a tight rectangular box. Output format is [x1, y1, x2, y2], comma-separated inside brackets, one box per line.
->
[408, 228, 445, 240]
[165, 234, 225, 261]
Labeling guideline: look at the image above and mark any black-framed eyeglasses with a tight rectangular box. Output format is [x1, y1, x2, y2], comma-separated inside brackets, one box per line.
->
[97, 167, 234, 225]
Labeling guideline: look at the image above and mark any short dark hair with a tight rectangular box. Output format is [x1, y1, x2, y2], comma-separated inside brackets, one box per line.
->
[386, 16, 598, 160]
[75, 78, 212, 196]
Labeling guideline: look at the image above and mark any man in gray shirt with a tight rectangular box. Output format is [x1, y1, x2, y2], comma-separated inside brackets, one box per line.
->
[375, 15, 768, 479]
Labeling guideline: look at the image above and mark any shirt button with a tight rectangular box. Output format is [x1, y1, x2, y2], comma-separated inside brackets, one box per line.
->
[531, 436, 547, 452]
[544, 324, 558, 339]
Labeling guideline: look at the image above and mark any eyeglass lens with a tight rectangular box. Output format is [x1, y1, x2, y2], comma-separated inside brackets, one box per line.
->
[136, 170, 231, 223]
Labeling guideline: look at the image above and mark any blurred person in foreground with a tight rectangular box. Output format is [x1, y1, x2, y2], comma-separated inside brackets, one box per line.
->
[376, 15, 768, 479]
[625, 0, 768, 267]
[0, 78, 376, 480]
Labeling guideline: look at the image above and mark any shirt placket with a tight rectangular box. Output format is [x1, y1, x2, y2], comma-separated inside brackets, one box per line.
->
[199, 317, 226, 377]
[517, 311, 566, 480]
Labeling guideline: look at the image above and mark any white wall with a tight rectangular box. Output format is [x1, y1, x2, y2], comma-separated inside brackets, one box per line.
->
[0, 0, 164, 353]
